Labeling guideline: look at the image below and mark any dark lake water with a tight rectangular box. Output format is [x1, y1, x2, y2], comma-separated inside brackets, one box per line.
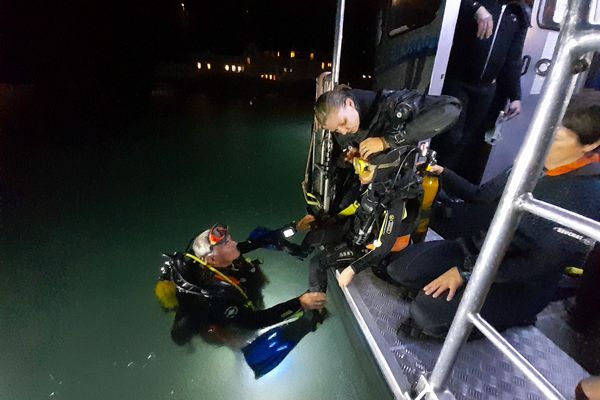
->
[0, 90, 391, 400]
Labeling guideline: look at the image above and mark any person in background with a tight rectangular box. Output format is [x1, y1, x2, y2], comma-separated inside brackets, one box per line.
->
[431, 0, 530, 183]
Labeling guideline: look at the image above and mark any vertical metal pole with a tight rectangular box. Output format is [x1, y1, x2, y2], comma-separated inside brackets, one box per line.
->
[428, 0, 593, 391]
[331, 0, 346, 86]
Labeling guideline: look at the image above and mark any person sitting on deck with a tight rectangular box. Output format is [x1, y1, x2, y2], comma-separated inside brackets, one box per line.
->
[384, 91, 600, 339]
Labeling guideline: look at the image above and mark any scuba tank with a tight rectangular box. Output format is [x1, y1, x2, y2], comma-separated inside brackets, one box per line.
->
[411, 150, 440, 243]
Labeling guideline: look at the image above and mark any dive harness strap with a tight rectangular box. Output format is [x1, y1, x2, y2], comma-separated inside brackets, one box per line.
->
[184, 253, 255, 310]
[338, 201, 360, 217]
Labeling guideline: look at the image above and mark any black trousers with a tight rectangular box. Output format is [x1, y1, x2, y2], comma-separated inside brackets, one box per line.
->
[573, 244, 600, 330]
[386, 240, 551, 338]
[431, 79, 496, 183]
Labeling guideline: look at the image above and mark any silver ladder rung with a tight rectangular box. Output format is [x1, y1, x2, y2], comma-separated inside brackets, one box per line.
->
[467, 313, 566, 400]
[517, 193, 600, 242]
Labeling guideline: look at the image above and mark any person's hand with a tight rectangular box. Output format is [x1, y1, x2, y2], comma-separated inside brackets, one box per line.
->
[359, 137, 388, 159]
[337, 266, 356, 289]
[505, 100, 522, 120]
[296, 214, 316, 232]
[423, 267, 464, 301]
[475, 6, 493, 40]
[344, 146, 360, 163]
[427, 164, 444, 175]
[299, 292, 326, 310]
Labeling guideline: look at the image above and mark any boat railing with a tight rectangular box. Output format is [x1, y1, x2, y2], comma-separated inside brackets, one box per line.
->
[416, 1, 600, 398]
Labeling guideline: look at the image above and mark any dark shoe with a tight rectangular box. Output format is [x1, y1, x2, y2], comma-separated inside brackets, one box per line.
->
[397, 318, 442, 341]
[370, 266, 419, 301]
[397, 318, 485, 341]
[397, 286, 419, 302]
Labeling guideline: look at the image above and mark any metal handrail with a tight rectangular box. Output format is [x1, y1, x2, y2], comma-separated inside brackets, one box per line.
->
[331, 0, 346, 85]
[517, 193, 600, 242]
[468, 313, 566, 400]
[422, 0, 600, 398]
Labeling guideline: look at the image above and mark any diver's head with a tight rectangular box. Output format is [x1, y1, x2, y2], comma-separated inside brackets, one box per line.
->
[352, 150, 406, 186]
[192, 224, 240, 268]
[315, 85, 360, 135]
[352, 157, 375, 185]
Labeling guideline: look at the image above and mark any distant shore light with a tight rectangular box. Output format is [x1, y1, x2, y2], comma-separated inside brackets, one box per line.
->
[207, 63, 211, 70]
[225, 65, 230, 71]
[310, 52, 315, 60]
[290, 51, 296, 58]
[197, 62, 202, 70]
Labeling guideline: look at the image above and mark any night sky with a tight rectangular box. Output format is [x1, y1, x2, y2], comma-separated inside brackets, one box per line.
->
[0, 0, 375, 86]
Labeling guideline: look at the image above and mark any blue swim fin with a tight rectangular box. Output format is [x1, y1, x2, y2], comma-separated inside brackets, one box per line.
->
[242, 310, 325, 378]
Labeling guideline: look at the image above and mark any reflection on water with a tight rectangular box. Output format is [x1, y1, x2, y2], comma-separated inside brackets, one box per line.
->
[0, 92, 392, 399]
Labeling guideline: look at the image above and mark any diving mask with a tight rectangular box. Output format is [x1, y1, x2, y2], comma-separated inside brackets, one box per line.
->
[209, 224, 230, 249]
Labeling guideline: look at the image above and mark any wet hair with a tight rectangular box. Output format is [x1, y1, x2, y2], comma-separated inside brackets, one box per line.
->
[314, 84, 356, 126]
[562, 90, 600, 146]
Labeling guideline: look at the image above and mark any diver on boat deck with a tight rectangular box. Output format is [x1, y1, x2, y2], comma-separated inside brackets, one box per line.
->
[385, 91, 600, 339]
[299, 87, 460, 263]
[314, 85, 462, 160]
[154, 224, 326, 345]
[307, 148, 423, 293]
[299, 86, 461, 250]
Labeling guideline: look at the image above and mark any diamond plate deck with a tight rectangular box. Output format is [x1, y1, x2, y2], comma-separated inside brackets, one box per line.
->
[336, 231, 589, 400]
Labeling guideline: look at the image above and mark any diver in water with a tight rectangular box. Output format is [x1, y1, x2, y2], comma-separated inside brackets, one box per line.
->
[155, 224, 326, 346]
[307, 148, 424, 292]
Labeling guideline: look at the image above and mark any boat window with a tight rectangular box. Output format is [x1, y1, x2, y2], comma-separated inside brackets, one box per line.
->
[538, 0, 564, 30]
[538, 0, 599, 30]
[386, 0, 441, 37]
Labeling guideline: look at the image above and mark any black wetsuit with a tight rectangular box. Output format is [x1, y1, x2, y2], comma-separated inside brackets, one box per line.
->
[308, 150, 423, 292]
[386, 161, 600, 337]
[335, 89, 461, 151]
[306, 88, 460, 246]
[165, 252, 304, 345]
